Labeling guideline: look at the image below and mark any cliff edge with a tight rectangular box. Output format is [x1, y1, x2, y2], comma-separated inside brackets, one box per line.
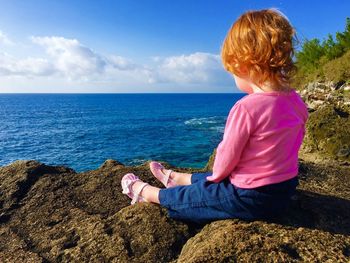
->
[0, 156, 349, 262]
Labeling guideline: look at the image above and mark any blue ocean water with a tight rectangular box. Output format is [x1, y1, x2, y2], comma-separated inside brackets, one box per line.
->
[0, 93, 245, 172]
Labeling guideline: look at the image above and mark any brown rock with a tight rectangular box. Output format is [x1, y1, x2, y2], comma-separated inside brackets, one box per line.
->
[302, 104, 350, 161]
[178, 220, 350, 262]
[0, 154, 349, 262]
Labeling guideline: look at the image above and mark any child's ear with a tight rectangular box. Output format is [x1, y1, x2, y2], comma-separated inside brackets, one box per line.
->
[238, 66, 249, 77]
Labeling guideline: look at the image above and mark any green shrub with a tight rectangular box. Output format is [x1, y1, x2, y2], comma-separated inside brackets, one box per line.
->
[293, 17, 350, 87]
[323, 50, 350, 84]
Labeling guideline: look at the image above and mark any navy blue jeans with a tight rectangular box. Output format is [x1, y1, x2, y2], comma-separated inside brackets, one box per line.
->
[158, 172, 298, 224]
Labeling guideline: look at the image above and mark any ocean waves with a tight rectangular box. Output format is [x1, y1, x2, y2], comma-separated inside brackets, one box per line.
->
[184, 116, 226, 133]
[0, 93, 243, 171]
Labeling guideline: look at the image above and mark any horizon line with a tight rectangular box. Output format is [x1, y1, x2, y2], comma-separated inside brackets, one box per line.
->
[0, 92, 245, 95]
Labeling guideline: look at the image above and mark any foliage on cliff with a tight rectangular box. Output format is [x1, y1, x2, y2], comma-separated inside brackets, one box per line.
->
[293, 18, 350, 88]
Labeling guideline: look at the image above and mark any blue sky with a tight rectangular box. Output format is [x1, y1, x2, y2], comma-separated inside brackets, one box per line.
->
[0, 0, 349, 93]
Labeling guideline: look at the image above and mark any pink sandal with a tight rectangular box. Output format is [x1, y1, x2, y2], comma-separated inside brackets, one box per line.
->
[149, 161, 177, 188]
[121, 173, 149, 204]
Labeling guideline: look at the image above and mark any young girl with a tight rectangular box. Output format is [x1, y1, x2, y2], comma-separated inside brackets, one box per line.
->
[121, 8, 308, 224]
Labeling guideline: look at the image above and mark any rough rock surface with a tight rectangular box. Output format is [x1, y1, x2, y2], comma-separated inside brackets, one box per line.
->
[298, 81, 350, 110]
[0, 156, 349, 262]
[297, 81, 350, 161]
[178, 220, 349, 262]
[0, 160, 197, 263]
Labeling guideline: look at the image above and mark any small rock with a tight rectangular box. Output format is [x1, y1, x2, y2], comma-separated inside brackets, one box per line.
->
[99, 159, 124, 170]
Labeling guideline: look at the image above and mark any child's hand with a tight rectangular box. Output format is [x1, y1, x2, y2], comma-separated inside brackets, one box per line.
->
[206, 174, 219, 182]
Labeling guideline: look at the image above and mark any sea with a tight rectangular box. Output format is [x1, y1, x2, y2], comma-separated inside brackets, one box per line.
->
[0, 93, 245, 172]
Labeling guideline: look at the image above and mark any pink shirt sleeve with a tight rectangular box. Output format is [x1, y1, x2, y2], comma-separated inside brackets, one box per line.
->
[206, 102, 254, 183]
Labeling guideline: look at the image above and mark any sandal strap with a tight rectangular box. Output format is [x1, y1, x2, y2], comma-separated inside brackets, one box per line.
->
[164, 169, 173, 186]
[131, 182, 149, 205]
[122, 175, 141, 196]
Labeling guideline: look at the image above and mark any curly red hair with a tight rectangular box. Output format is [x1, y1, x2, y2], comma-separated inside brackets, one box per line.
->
[222, 9, 296, 90]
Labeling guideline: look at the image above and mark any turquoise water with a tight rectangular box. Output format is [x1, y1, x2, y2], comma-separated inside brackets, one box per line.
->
[0, 93, 245, 171]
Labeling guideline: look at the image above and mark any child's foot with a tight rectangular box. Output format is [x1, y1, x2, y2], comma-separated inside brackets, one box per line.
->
[121, 173, 149, 204]
[149, 161, 177, 188]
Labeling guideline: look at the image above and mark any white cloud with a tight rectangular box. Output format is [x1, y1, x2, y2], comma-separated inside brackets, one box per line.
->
[0, 31, 13, 45]
[0, 35, 234, 92]
[31, 36, 111, 79]
[0, 52, 53, 76]
[149, 52, 229, 84]
[28, 36, 152, 82]
[106, 55, 138, 71]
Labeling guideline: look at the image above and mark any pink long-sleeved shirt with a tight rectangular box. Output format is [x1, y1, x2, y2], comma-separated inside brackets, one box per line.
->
[206, 89, 308, 189]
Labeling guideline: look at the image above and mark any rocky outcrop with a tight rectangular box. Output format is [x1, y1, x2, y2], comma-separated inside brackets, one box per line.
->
[0, 160, 202, 262]
[297, 81, 350, 161]
[298, 81, 350, 111]
[178, 219, 349, 262]
[0, 157, 349, 262]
